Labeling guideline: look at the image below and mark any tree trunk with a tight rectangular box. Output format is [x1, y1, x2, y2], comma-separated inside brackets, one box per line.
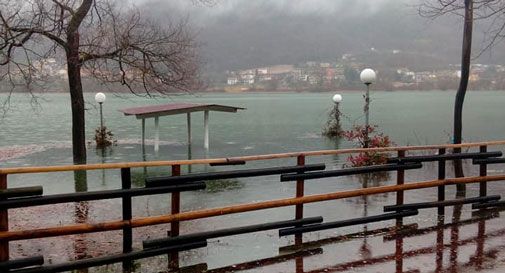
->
[67, 32, 87, 165]
[453, 0, 473, 195]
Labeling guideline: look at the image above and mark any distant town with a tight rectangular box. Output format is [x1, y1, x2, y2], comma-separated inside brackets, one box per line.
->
[4, 50, 505, 93]
[217, 52, 505, 92]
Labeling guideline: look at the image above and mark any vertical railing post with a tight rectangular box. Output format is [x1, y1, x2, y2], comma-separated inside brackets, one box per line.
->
[479, 145, 487, 197]
[475, 145, 488, 270]
[0, 174, 8, 262]
[295, 155, 305, 246]
[395, 236, 403, 273]
[435, 219, 444, 272]
[121, 168, 133, 272]
[169, 164, 181, 269]
[295, 256, 304, 273]
[395, 150, 405, 226]
[475, 218, 486, 270]
[393, 150, 405, 273]
[437, 148, 446, 217]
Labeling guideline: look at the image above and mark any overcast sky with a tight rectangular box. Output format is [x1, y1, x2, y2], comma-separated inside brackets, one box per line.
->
[139, 0, 414, 22]
[129, 0, 505, 71]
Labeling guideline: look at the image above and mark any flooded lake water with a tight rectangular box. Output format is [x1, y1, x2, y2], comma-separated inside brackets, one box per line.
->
[1, 91, 505, 272]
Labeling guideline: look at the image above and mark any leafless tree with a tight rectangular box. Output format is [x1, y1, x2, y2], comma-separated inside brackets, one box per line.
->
[420, 0, 505, 55]
[419, 0, 502, 194]
[0, 0, 201, 164]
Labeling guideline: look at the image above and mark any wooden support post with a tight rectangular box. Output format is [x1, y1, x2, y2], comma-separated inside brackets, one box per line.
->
[435, 218, 444, 272]
[169, 165, 181, 269]
[396, 151, 405, 226]
[438, 148, 446, 217]
[295, 256, 304, 273]
[475, 218, 486, 270]
[141, 118, 146, 155]
[395, 236, 403, 273]
[154, 117, 160, 153]
[449, 206, 462, 273]
[187, 113, 192, 146]
[203, 111, 209, 150]
[479, 145, 487, 197]
[295, 155, 305, 245]
[0, 174, 8, 262]
[121, 168, 133, 271]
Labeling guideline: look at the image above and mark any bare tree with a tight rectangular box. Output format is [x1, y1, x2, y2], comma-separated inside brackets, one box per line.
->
[0, 0, 200, 164]
[419, 0, 505, 193]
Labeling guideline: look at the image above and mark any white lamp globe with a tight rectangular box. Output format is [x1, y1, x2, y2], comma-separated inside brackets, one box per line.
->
[360, 68, 376, 85]
[95, 92, 106, 104]
[332, 94, 343, 103]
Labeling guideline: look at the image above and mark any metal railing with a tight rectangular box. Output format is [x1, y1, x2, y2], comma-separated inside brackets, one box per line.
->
[0, 140, 505, 272]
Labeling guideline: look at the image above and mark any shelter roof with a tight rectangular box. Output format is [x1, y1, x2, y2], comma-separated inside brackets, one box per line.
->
[119, 103, 245, 119]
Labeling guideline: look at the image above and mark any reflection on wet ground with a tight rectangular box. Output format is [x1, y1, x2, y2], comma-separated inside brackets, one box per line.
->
[6, 148, 505, 273]
[204, 208, 505, 273]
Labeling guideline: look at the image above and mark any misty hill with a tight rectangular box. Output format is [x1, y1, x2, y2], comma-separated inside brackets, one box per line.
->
[142, 0, 505, 73]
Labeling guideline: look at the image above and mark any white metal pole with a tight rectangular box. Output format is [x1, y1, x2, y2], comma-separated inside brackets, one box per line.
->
[364, 83, 370, 148]
[204, 110, 209, 150]
[141, 118, 146, 155]
[365, 84, 370, 129]
[154, 116, 160, 153]
[187, 113, 192, 146]
[99, 103, 104, 130]
[99, 102, 105, 143]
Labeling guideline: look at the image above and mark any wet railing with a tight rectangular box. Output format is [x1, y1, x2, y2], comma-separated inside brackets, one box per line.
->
[1, 140, 505, 272]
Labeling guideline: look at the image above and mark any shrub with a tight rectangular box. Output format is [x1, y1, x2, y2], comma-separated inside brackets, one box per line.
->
[94, 126, 116, 148]
[322, 106, 343, 138]
[340, 125, 392, 167]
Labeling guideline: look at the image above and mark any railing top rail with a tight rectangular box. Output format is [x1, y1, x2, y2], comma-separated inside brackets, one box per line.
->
[1, 173, 504, 241]
[1, 140, 504, 175]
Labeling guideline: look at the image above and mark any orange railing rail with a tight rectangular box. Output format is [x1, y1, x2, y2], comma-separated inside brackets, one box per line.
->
[0, 140, 504, 272]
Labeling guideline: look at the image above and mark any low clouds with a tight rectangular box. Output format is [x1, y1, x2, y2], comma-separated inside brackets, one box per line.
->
[140, 0, 410, 23]
[135, 0, 503, 72]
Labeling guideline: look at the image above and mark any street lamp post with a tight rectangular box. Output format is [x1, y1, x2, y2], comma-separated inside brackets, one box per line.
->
[94, 92, 106, 144]
[360, 68, 376, 148]
[332, 93, 343, 127]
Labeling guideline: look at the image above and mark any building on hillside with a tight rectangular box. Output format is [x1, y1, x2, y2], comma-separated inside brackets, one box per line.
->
[415, 71, 437, 83]
[268, 65, 295, 75]
[33, 58, 61, 78]
[397, 69, 415, 83]
[227, 77, 239, 85]
[257, 68, 268, 75]
[258, 74, 272, 82]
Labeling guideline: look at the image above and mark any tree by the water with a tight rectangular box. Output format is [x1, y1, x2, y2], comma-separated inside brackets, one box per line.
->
[420, 0, 505, 193]
[0, 0, 200, 165]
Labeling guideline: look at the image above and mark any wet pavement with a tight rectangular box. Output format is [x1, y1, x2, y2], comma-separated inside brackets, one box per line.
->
[7, 161, 505, 273]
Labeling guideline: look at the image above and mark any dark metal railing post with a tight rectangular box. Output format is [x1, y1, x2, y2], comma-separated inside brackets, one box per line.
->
[295, 256, 304, 273]
[438, 148, 446, 217]
[169, 164, 181, 269]
[0, 174, 8, 262]
[479, 145, 487, 197]
[395, 236, 403, 273]
[395, 151, 405, 226]
[475, 218, 486, 270]
[435, 218, 444, 272]
[295, 155, 305, 245]
[121, 168, 133, 271]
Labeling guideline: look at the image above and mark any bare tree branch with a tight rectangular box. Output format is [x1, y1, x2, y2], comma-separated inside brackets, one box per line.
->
[1, 0, 202, 164]
[51, 0, 76, 16]
[420, 0, 505, 56]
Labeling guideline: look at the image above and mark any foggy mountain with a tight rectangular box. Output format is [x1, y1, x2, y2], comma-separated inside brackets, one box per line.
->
[128, 1, 505, 72]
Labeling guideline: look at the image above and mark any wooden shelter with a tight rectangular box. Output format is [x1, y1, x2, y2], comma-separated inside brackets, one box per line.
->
[119, 103, 245, 152]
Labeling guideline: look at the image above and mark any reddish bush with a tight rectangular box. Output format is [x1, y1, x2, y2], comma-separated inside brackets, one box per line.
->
[340, 125, 392, 167]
